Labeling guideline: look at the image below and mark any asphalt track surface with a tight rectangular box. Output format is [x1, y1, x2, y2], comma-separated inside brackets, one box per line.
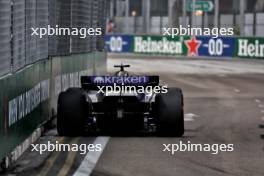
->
[3, 54, 264, 176]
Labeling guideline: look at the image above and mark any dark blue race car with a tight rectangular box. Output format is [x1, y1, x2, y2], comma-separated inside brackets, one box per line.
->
[57, 64, 184, 137]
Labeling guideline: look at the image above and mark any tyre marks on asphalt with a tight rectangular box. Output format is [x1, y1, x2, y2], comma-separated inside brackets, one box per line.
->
[30, 136, 99, 176]
[36, 137, 66, 176]
[87, 73, 264, 176]
[47, 137, 96, 176]
[108, 55, 264, 74]
[255, 99, 264, 118]
[255, 98, 264, 140]
[57, 138, 80, 176]
[169, 73, 262, 175]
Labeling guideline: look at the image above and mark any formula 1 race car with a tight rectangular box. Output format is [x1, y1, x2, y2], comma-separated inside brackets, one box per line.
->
[57, 64, 184, 137]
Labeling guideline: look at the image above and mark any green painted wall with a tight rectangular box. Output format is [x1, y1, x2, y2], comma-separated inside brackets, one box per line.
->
[0, 52, 106, 161]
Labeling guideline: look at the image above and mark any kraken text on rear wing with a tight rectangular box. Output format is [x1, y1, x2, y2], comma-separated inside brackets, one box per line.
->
[81, 76, 159, 89]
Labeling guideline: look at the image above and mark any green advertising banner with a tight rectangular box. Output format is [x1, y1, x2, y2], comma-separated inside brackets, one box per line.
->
[106, 35, 264, 59]
[235, 37, 264, 59]
[0, 52, 106, 162]
[133, 35, 190, 55]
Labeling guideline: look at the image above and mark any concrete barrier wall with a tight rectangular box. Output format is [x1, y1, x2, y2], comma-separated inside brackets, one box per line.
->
[105, 35, 264, 59]
[0, 52, 106, 162]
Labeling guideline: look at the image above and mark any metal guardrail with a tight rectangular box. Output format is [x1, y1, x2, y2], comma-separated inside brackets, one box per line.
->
[0, 0, 108, 167]
[0, 0, 12, 76]
[0, 0, 108, 76]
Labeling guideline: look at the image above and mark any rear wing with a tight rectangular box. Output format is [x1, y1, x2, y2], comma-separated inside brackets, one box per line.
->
[81, 76, 159, 90]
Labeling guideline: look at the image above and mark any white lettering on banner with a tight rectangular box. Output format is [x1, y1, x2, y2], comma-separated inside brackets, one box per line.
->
[8, 99, 17, 127]
[62, 72, 81, 91]
[55, 75, 62, 96]
[109, 37, 123, 52]
[208, 39, 223, 56]
[74, 72, 79, 87]
[134, 37, 182, 54]
[41, 79, 50, 102]
[18, 94, 25, 120]
[69, 73, 75, 87]
[238, 39, 264, 57]
[8, 79, 50, 127]
[7, 69, 90, 127]
[70, 72, 79, 87]
[62, 74, 69, 91]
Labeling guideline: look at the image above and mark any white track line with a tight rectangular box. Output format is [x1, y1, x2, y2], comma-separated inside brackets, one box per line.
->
[218, 74, 227, 77]
[73, 137, 110, 176]
[184, 113, 199, 121]
[258, 104, 264, 108]
[234, 88, 240, 93]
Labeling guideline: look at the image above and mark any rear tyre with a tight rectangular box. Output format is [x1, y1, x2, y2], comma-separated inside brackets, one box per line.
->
[57, 88, 87, 136]
[156, 87, 184, 137]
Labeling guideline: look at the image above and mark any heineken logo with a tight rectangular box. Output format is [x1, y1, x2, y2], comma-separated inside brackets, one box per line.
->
[134, 36, 182, 54]
[105, 34, 264, 59]
[237, 39, 264, 58]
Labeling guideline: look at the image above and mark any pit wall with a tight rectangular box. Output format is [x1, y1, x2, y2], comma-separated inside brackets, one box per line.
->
[105, 35, 264, 59]
[0, 52, 106, 162]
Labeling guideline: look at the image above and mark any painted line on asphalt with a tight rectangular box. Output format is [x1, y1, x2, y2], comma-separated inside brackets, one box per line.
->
[37, 137, 65, 176]
[234, 88, 240, 93]
[259, 104, 264, 108]
[57, 138, 80, 176]
[184, 116, 194, 121]
[184, 113, 199, 121]
[218, 74, 227, 77]
[73, 137, 110, 176]
[255, 99, 264, 121]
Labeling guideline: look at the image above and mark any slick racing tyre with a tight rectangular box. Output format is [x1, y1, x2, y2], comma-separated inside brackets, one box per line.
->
[156, 87, 184, 137]
[57, 88, 87, 136]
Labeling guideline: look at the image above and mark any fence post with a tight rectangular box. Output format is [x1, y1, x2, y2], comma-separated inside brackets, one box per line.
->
[239, 0, 245, 36]
[214, 0, 219, 28]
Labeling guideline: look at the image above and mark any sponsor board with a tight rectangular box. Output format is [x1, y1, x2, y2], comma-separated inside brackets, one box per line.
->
[133, 35, 186, 55]
[197, 36, 236, 57]
[0, 52, 106, 162]
[236, 38, 264, 58]
[105, 34, 264, 59]
[105, 35, 133, 52]
[184, 36, 201, 56]
[8, 79, 50, 127]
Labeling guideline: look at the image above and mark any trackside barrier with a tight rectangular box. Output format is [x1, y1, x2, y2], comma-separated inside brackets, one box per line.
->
[0, 52, 106, 166]
[105, 35, 264, 59]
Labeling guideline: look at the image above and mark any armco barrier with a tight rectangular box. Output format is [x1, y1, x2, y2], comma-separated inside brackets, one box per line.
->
[0, 52, 106, 163]
[105, 35, 264, 59]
